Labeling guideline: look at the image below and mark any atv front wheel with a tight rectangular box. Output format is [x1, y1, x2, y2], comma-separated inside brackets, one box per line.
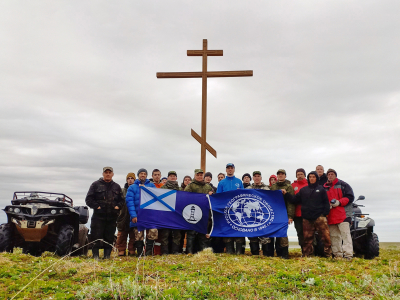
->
[55, 224, 74, 256]
[364, 232, 379, 259]
[0, 223, 13, 253]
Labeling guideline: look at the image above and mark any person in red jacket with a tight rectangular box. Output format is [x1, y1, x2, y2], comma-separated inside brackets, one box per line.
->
[268, 175, 277, 187]
[324, 168, 355, 260]
[292, 168, 308, 250]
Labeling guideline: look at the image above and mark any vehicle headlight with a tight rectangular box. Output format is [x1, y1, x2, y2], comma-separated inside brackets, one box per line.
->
[51, 209, 57, 215]
[59, 209, 64, 214]
[14, 208, 20, 213]
[9, 207, 13, 212]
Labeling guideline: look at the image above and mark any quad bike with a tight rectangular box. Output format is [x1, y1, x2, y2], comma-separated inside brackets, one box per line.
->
[0, 192, 89, 257]
[314, 195, 379, 259]
[351, 195, 379, 259]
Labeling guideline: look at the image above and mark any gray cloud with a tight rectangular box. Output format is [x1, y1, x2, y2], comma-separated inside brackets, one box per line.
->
[0, 1, 399, 241]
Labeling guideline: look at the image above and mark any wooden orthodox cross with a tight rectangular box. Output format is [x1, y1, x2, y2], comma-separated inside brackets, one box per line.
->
[157, 39, 253, 172]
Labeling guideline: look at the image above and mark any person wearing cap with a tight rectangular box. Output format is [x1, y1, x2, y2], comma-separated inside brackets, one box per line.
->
[217, 163, 245, 254]
[152, 169, 164, 188]
[125, 168, 157, 256]
[269, 169, 295, 259]
[323, 168, 355, 260]
[85, 167, 123, 259]
[291, 168, 308, 251]
[157, 171, 183, 254]
[316, 165, 328, 186]
[116, 172, 137, 256]
[217, 173, 225, 182]
[268, 175, 277, 187]
[204, 172, 217, 193]
[184, 169, 213, 254]
[246, 171, 272, 256]
[286, 171, 331, 257]
[242, 173, 252, 188]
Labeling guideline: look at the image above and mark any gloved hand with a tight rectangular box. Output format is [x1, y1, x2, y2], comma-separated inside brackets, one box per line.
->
[330, 199, 340, 207]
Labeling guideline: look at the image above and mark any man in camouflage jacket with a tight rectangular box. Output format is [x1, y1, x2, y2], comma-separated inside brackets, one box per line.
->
[159, 171, 182, 254]
[269, 169, 295, 259]
[85, 167, 123, 259]
[184, 169, 213, 254]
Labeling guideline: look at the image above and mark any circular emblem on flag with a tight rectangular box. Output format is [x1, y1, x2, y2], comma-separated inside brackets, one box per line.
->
[183, 204, 203, 224]
[227, 197, 272, 228]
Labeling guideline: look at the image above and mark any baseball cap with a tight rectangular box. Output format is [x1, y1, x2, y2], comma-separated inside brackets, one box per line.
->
[277, 169, 286, 175]
[194, 169, 204, 174]
[226, 163, 235, 168]
[253, 171, 261, 176]
[103, 166, 113, 172]
[168, 171, 177, 177]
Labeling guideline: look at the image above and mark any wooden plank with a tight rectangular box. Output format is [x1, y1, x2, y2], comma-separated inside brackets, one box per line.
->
[206, 70, 253, 77]
[157, 72, 203, 78]
[191, 129, 217, 158]
[187, 50, 223, 56]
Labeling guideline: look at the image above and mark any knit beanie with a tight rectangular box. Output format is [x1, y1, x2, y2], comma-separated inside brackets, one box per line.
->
[326, 168, 337, 176]
[296, 168, 306, 176]
[137, 168, 148, 177]
[242, 173, 252, 181]
[126, 172, 136, 181]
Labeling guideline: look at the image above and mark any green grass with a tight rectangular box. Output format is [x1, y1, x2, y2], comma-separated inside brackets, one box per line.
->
[1, 246, 399, 299]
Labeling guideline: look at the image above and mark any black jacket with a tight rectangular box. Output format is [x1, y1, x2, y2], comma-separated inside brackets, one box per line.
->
[85, 178, 123, 220]
[286, 183, 330, 221]
[317, 173, 328, 186]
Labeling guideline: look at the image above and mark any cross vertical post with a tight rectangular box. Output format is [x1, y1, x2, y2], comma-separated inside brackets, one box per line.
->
[201, 39, 207, 172]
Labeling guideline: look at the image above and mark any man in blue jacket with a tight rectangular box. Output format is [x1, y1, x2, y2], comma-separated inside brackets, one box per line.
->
[125, 168, 157, 256]
[216, 163, 245, 254]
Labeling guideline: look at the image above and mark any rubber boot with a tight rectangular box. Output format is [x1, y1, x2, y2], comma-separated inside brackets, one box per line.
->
[186, 237, 196, 254]
[145, 240, 155, 256]
[103, 248, 112, 259]
[161, 244, 169, 255]
[236, 242, 245, 255]
[262, 243, 275, 257]
[135, 241, 144, 257]
[171, 243, 180, 254]
[280, 246, 289, 259]
[225, 240, 235, 254]
[250, 242, 260, 255]
[92, 248, 100, 260]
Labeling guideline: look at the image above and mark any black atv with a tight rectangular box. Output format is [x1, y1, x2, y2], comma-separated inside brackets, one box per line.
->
[351, 195, 379, 259]
[0, 192, 90, 257]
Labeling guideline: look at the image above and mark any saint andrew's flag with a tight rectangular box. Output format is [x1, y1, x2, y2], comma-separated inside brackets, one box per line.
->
[137, 187, 209, 234]
[209, 189, 288, 238]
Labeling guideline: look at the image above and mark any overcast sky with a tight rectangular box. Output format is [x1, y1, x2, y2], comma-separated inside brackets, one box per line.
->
[0, 1, 399, 242]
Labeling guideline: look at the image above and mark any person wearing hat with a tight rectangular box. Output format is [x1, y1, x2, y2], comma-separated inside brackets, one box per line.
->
[216, 163, 245, 255]
[268, 175, 277, 187]
[323, 168, 355, 260]
[125, 168, 157, 256]
[246, 171, 271, 256]
[204, 172, 217, 193]
[184, 169, 213, 254]
[242, 173, 252, 188]
[116, 172, 137, 256]
[158, 171, 183, 254]
[286, 171, 331, 257]
[85, 167, 124, 259]
[269, 169, 295, 259]
[291, 168, 308, 251]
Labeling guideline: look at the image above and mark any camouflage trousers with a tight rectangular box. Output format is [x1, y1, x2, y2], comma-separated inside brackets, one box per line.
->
[248, 237, 270, 244]
[303, 217, 331, 257]
[116, 229, 135, 252]
[145, 228, 158, 241]
[159, 229, 182, 247]
[132, 227, 144, 242]
[223, 237, 246, 243]
[276, 237, 288, 247]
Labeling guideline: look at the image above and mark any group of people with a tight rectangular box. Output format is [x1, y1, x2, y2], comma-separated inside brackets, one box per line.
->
[85, 164, 355, 261]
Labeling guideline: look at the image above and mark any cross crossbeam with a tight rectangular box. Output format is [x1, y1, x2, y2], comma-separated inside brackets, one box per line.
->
[157, 39, 253, 172]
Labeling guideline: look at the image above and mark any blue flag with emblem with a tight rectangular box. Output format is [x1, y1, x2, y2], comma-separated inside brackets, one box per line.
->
[137, 187, 210, 234]
[209, 189, 288, 237]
